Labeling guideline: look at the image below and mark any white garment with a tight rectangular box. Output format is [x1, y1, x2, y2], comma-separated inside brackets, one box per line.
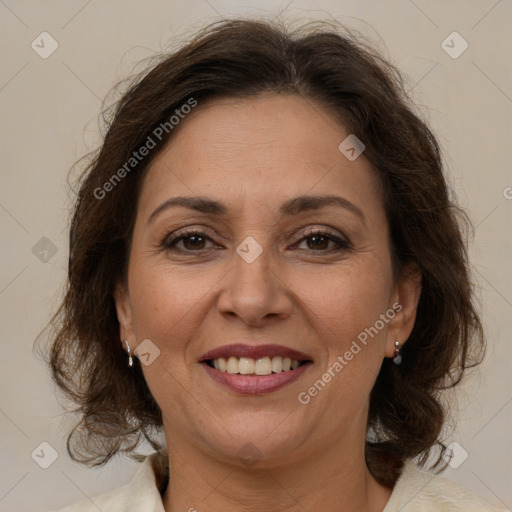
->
[53, 451, 509, 511]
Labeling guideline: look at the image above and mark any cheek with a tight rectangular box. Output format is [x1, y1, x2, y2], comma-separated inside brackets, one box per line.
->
[297, 256, 392, 389]
[296, 267, 391, 421]
[303, 260, 390, 334]
[127, 260, 222, 353]
[126, 263, 213, 418]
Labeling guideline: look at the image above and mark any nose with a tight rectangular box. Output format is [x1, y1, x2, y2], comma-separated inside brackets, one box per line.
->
[217, 244, 293, 327]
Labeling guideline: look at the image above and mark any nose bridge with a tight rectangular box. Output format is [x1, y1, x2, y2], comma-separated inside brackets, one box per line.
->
[233, 235, 274, 302]
[236, 235, 270, 280]
[217, 233, 292, 324]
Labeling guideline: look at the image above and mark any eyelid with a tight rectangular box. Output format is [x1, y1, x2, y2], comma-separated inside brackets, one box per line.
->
[164, 225, 348, 242]
[162, 227, 218, 248]
[289, 225, 350, 244]
[162, 225, 352, 255]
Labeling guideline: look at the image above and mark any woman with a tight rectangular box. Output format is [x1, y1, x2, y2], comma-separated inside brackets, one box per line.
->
[48, 18, 507, 511]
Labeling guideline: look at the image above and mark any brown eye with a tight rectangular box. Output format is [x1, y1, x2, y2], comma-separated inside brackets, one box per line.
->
[163, 230, 216, 253]
[305, 234, 330, 250]
[295, 230, 351, 252]
[181, 234, 207, 250]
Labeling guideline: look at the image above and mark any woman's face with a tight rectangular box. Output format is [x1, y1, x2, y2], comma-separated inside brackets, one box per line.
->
[115, 93, 420, 467]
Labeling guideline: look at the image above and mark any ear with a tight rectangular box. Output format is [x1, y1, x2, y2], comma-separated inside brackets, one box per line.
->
[385, 262, 422, 358]
[114, 282, 135, 347]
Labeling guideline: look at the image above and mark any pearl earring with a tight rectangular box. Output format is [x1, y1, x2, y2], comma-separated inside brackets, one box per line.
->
[393, 341, 402, 365]
[124, 340, 133, 367]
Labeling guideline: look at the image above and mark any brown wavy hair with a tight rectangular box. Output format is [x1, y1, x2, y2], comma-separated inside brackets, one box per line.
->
[44, 18, 485, 487]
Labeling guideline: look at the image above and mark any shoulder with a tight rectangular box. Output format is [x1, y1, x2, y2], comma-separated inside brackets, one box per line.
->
[51, 451, 167, 512]
[384, 460, 510, 512]
[52, 484, 130, 512]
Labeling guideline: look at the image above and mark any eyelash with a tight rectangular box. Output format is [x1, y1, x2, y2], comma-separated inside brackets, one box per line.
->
[162, 228, 352, 254]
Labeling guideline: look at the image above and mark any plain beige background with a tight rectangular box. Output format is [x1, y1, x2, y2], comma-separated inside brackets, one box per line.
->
[0, 1, 510, 511]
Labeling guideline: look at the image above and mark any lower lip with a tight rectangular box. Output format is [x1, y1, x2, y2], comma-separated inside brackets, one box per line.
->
[201, 362, 312, 395]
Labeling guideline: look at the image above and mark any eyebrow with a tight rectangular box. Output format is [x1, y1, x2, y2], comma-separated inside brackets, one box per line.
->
[147, 194, 366, 224]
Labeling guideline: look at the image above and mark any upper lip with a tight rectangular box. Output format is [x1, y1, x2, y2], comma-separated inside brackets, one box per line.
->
[199, 343, 313, 362]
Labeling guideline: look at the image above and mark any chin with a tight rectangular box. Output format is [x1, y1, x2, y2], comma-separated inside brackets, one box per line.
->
[197, 422, 309, 468]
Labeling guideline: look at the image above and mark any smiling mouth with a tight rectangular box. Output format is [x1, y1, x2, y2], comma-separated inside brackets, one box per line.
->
[205, 356, 311, 375]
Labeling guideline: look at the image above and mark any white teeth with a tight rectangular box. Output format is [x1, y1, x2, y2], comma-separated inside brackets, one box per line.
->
[271, 356, 283, 373]
[238, 357, 255, 374]
[227, 356, 239, 374]
[255, 356, 272, 375]
[211, 356, 303, 374]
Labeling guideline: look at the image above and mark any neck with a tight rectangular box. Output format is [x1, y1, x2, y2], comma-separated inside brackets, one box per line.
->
[161, 432, 393, 512]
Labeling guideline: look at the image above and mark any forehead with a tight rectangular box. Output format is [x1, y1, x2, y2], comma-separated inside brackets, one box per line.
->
[138, 93, 383, 220]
